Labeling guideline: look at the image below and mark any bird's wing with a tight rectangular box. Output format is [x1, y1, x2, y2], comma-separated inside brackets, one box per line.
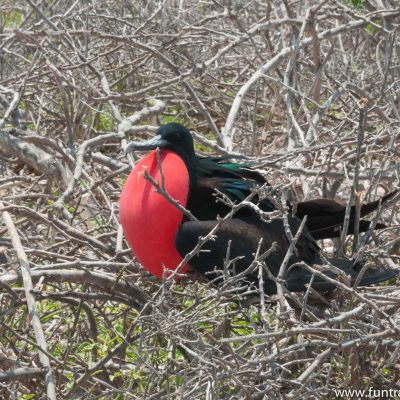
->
[295, 190, 398, 239]
[296, 198, 345, 216]
[296, 190, 398, 218]
[175, 216, 321, 294]
[195, 157, 398, 239]
[176, 216, 398, 294]
[198, 157, 266, 183]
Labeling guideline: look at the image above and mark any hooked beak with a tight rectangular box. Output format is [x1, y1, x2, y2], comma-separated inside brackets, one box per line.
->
[124, 135, 169, 155]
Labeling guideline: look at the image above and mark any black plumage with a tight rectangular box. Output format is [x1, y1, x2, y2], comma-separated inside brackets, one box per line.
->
[125, 123, 398, 293]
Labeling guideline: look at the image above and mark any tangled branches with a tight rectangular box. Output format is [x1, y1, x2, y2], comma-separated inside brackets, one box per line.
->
[0, 0, 399, 398]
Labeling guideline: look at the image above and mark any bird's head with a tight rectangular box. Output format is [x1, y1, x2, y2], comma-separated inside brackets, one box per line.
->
[125, 123, 195, 159]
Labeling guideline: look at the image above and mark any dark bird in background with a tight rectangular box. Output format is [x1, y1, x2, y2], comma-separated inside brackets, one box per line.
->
[120, 123, 398, 294]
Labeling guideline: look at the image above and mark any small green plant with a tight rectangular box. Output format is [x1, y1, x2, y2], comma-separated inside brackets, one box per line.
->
[21, 395, 35, 400]
[366, 23, 379, 36]
[97, 111, 114, 131]
[3, 10, 22, 28]
[346, 0, 364, 9]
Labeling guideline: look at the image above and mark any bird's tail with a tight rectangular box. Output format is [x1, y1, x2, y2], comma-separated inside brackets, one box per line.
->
[285, 258, 398, 293]
[330, 258, 398, 286]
